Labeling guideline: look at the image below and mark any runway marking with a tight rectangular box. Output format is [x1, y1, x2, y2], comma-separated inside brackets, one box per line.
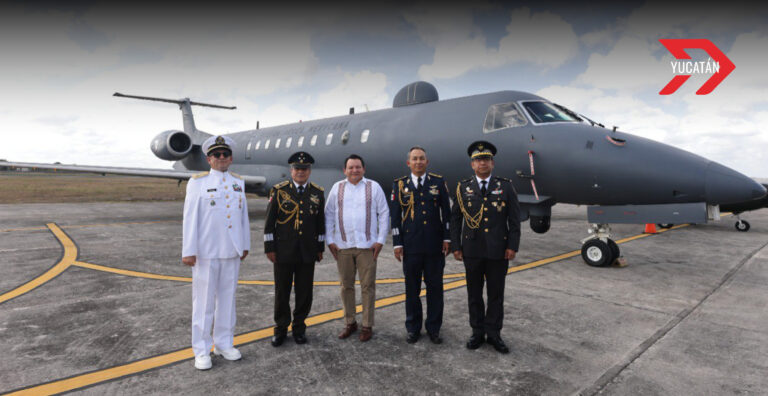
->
[72, 261, 464, 286]
[0, 220, 179, 233]
[2, 222, 694, 394]
[0, 224, 76, 305]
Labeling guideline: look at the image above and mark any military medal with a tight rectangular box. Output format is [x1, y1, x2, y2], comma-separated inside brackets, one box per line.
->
[210, 200, 216, 206]
[233, 184, 242, 192]
[310, 194, 319, 204]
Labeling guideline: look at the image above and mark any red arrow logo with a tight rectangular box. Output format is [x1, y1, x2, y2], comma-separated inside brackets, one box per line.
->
[659, 39, 735, 95]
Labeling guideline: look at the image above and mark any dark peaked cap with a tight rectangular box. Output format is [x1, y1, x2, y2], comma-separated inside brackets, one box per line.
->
[288, 151, 314, 168]
[467, 140, 497, 159]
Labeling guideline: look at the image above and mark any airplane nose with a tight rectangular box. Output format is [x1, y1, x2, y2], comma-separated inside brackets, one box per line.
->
[705, 161, 766, 205]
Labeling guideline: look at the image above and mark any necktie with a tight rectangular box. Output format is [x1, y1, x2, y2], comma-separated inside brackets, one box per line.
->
[481, 180, 487, 196]
[417, 176, 422, 190]
[298, 185, 304, 195]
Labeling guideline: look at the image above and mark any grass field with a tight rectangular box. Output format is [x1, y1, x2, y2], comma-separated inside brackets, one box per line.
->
[0, 172, 190, 203]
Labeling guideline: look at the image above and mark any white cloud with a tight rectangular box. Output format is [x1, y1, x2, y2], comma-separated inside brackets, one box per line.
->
[312, 71, 389, 119]
[413, 6, 579, 81]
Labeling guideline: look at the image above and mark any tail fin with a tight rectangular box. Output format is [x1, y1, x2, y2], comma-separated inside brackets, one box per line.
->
[113, 92, 236, 142]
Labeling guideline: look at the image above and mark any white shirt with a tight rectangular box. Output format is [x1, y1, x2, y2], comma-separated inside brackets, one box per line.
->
[476, 174, 492, 191]
[325, 177, 390, 249]
[182, 169, 251, 259]
[411, 173, 426, 189]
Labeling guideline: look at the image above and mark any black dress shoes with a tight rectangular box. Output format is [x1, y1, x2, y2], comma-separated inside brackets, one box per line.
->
[427, 333, 442, 344]
[271, 333, 286, 347]
[293, 333, 307, 345]
[466, 334, 485, 350]
[486, 335, 510, 354]
[406, 332, 420, 344]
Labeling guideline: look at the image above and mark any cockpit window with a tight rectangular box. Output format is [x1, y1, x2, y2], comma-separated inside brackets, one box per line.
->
[522, 101, 580, 124]
[483, 102, 528, 133]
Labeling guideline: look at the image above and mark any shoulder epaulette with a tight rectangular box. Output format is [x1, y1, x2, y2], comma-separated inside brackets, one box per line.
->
[273, 180, 290, 189]
[428, 172, 442, 178]
[496, 177, 513, 183]
[192, 171, 209, 179]
[229, 172, 243, 180]
[395, 175, 409, 181]
[310, 182, 324, 191]
[460, 177, 472, 183]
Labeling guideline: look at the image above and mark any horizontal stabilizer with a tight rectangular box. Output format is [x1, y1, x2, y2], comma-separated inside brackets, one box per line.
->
[113, 93, 236, 110]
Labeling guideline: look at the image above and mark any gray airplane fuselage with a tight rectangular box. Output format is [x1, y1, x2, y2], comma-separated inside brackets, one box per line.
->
[180, 90, 763, 214]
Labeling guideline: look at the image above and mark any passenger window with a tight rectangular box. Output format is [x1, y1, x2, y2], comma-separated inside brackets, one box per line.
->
[310, 135, 317, 146]
[483, 102, 528, 133]
[298, 136, 304, 147]
[326, 133, 333, 145]
[361, 129, 370, 143]
[286, 137, 292, 148]
[255, 140, 261, 150]
[341, 130, 350, 145]
[275, 138, 281, 149]
[265, 139, 271, 149]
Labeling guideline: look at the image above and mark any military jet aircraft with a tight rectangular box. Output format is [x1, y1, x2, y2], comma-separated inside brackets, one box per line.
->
[7, 82, 766, 266]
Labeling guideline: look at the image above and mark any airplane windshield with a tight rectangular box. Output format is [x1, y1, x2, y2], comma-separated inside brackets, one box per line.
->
[483, 102, 528, 133]
[522, 101, 580, 124]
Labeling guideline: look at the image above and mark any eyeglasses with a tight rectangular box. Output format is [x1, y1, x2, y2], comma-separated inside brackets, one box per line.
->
[209, 151, 231, 158]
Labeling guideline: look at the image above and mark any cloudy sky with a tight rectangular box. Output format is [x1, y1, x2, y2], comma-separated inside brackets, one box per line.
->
[1, 2, 767, 176]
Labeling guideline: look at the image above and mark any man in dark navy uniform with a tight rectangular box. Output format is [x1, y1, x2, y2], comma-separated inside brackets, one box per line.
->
[264, 151, 325, 346]
[391, 146, 451, 344]
[450, 141, 521, 354]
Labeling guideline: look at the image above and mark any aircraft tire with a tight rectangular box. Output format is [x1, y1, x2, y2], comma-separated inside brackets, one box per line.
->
[608, 239, 620, 262]
[581, 239, 613, 267]
[735, 220, 750, 232]
[657, 223, 674, 229]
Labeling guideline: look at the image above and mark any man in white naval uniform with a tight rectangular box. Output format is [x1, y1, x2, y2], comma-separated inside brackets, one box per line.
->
[182, 135, 250, 370]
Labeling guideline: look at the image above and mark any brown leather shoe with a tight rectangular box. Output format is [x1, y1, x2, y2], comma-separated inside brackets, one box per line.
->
[338, 322, 358, 339]
[359, 326, 372, 342]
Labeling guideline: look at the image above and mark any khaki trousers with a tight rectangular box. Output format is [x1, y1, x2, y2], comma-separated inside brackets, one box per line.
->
[336, 248, 377, 327]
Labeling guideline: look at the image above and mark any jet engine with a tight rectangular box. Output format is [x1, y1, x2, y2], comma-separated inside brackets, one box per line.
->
[151, 130, 193, 161]
[530, 215, 551, 233]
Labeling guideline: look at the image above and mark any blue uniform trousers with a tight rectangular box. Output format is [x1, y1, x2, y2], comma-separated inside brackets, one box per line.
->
[403, 253, 445, 334]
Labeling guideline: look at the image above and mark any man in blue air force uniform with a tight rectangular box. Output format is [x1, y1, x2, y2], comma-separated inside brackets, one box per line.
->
[182, 135, 250, 370]
[390, 146, 451, 344]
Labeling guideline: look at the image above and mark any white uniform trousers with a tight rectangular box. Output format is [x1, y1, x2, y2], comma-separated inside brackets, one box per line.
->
[191, 257, 240, 357]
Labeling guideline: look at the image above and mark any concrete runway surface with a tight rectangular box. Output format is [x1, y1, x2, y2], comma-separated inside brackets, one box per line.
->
[1, 200, 766, 395]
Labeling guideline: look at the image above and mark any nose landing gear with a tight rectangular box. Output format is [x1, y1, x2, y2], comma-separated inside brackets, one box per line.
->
[580, 224, 620, 267]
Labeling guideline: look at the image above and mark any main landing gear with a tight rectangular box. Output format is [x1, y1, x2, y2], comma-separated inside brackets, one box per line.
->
[580, 224, 620, 267]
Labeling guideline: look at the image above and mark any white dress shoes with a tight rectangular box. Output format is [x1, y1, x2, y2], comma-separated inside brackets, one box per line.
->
[213, 346, 242, 361]
[194, 354, 212, 370]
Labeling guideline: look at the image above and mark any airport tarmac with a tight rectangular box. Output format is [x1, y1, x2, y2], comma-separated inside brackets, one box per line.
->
[1, 200, 766, 395]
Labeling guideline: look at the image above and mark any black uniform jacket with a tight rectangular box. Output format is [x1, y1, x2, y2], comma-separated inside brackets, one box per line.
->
[450, 176, 521, 260]
[390, 173, 451, 255]
[264, 180, 325, 264]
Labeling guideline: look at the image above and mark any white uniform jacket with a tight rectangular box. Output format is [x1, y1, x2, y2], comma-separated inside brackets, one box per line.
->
[182, 169, 251, 259]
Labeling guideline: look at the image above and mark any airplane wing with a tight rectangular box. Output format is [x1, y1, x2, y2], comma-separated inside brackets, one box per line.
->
[1, 161, 266, 185]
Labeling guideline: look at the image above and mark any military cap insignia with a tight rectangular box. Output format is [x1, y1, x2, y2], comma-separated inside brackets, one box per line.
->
[215, 136, 225, 145]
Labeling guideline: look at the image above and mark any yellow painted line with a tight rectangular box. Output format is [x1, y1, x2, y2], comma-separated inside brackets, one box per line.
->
[73, 262, 192, 283]
[0, 226, 48, 233]
[0, 220, 179, 234]
[0, 224, 76, 304]
[73, 261, 464, 286]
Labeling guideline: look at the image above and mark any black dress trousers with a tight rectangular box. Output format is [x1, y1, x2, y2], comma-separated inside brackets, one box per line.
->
[403, 253, 445, 334]
[463, 257, 509, 337]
